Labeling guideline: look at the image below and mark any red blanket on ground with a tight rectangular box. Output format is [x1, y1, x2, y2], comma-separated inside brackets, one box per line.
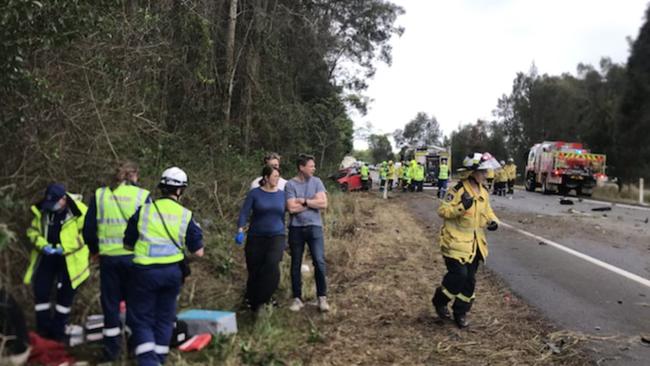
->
[28, 332, 75, 366]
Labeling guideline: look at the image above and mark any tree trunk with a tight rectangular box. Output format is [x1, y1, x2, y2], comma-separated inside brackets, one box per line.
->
[223, 0, 239, 148]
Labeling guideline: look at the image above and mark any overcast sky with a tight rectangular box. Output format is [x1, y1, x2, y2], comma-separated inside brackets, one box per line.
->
[352, 0, 649, 150]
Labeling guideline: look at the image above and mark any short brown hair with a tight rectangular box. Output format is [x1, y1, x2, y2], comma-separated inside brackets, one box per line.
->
[264, 152, 281, 165]
[296, 153, 315, 169]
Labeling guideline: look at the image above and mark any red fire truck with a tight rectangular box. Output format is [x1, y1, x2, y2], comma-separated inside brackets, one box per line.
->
[525, 141, 607, 196]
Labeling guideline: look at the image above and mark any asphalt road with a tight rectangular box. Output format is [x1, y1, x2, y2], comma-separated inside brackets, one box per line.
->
[415, 187, 650, 365]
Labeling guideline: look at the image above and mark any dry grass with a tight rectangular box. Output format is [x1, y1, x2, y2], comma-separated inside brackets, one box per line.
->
[593, 183, 650, 204]
[302, 193, 592, 366]
[3, 193, 598, 365]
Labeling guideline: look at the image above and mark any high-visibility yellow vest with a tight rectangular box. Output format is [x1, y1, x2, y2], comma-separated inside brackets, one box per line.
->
[388, 164, 395, 179]
[413, 165, 425, 181]
[133, 198, 192, 265]
[396, 166, 403, 179]
[24, 197, 90, 289]
[96, 184, 149, 256]
[360, 165, 369, 180]
[438, 164, 449, 180]
[486, 169, 495, 179]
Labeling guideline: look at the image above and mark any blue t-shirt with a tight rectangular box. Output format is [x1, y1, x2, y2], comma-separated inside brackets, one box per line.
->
[285, 176, 326, 227]
[237, 188, 286, 236]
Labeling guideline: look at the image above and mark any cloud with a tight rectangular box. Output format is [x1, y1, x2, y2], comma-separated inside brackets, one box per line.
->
[352, 0, 649, 150]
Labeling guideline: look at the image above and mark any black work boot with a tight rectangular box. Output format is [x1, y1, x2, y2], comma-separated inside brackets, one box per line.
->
[431, 289, 451, 320]
[434, 303, 451, 320]
[453, 313, 469, 329]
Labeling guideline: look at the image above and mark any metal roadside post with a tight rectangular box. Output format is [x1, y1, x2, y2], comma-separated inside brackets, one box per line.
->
[383, 179, 388, 199]
[640, 178, 645, 205]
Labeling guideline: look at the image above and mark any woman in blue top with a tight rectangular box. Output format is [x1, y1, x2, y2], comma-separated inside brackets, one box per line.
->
[237, 166, 286, 311]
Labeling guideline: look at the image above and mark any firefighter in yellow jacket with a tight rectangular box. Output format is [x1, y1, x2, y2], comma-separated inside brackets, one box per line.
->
[24, 183, 90, 340]
[494, 160, 508, 196]
[432, 153, 500, 328]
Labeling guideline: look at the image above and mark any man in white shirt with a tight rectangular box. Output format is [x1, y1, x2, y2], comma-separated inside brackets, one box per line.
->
[251, 152, 287, 190]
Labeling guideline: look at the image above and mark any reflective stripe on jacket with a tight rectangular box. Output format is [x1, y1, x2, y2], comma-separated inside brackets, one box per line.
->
[96, 184, 150, 256]
[24, 197, 90, 289]
[360, 166, 369, 180]
[438, 164, 449, 180]
[437, 180, 498, 264]
[133, 199, 192, 265]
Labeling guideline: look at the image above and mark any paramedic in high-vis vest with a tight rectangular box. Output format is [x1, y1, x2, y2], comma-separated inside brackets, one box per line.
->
[437, 158, 449, 198]
[124, 167, 204, 366]
[24, 183, 90, 341]
[431, 153, 500, 329]
[83, 161, 150, 361]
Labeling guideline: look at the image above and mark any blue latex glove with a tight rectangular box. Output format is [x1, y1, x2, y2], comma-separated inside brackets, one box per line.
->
[43, 244, 63, 255]
[234, 232, 245, 246]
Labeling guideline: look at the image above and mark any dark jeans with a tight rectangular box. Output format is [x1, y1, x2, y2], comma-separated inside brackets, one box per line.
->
[0, 287, 29, 355]
[507, 179, 515, 193]
[388, 179, 394, 191]
[432, 253, 482, 316]
[32, 254, 76, 340]
[437, 179, 448, 198]
[245, 235, 285, 309]
[289, 226, 327, 298]
[414, 180, 424, 192]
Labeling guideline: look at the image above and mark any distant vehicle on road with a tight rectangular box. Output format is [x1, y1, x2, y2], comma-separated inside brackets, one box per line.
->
[525, 141, 607, 196]
[407, 146, 450, 185]
[330, 167, 369, 192]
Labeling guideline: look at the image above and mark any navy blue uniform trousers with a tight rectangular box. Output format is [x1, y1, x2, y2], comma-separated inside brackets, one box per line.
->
[32, 254, 75, 340]
[128, 263, 181, 366]
[99, 255, 133, 360]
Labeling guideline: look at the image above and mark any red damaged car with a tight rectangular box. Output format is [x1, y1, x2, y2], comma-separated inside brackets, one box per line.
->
[330, 167, 370, 192]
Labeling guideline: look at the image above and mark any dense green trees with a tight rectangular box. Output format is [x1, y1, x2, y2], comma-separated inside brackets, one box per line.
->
[0, 0, 404, 286]
[488, 59, 627, 179]
[0, 0, 403, 202]
[451, 52, 640, 182]
[618, 5, 650, 182]
[367, 134, 394, 163]
[447, 5, 650, 183]
[393, 112, 442, 149]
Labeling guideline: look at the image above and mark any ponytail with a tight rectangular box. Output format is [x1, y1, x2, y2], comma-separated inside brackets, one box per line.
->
[259, 166, 280, 188]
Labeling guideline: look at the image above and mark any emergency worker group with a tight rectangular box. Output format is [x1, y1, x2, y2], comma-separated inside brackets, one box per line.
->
[23, 163, 204, 366]
[20, 153, 332, 366]
[18, 151, 515, 366]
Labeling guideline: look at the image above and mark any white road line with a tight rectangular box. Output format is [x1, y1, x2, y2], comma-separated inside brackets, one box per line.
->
[581, 198, 650, 212]
[500, 221, 650, 289]
[514, 187, 650, 211]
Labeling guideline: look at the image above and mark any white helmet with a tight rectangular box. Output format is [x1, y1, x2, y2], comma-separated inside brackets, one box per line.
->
[159, 167, 188, 187]
[461, 152, 501, 171]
